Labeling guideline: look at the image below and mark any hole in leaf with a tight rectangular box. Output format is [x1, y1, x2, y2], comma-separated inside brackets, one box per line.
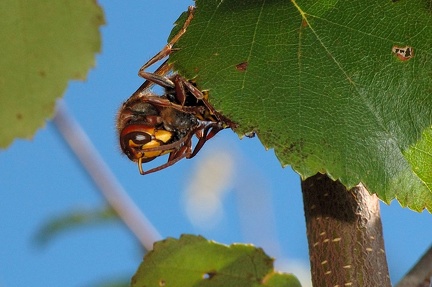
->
[392, 45, 414, 61]
[202, 271, 217, 280]
[159, 279, 166, 286]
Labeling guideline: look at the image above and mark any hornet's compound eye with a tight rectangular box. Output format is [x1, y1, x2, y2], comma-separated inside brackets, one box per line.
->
[120, 125, 153, 160]
[131, 131, 152, 145]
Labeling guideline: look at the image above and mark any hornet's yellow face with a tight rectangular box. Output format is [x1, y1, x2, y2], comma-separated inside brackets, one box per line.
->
[120, 124, 174, 162]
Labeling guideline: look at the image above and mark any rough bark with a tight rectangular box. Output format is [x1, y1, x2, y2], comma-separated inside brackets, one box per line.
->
[302, 173, 391, 287]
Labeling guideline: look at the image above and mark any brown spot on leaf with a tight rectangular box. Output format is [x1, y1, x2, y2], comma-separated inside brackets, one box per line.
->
[235, 61, 248, 72]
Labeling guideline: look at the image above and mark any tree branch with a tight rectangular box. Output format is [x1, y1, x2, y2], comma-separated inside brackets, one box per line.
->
[53, 102, 162, 251]
[302, 173, 391, 287]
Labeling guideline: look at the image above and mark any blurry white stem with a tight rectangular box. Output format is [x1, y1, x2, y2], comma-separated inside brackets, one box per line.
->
[53, 101, 162, 251]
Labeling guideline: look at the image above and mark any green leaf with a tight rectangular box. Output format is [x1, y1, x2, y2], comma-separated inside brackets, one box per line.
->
[131, 234, 301, 287]
[404, 127, 432, 200]
[263, 272, 302, 287]
[34, 206, 118, 245]
[169, 0, 432, 211]
[0, 0, 104, 148]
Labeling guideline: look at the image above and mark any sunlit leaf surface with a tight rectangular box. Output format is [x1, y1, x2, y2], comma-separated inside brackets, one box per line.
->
[169, 0, 432, 211]
[131, 234, 301, 287]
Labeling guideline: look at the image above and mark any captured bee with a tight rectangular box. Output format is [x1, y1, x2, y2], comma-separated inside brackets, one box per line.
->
[117, 6, 235, 175]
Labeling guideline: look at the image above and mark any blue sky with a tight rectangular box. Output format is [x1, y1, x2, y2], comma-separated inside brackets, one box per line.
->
[1, 1, 432, 286]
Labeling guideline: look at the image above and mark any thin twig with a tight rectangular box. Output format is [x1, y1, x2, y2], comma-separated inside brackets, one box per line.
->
[52, 102, 162, 251]
[396, 245, 432, 287]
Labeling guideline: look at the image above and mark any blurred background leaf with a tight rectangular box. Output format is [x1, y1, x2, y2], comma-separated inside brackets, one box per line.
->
[34, 206, 118, 245]
[0, 0, 103, 147]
